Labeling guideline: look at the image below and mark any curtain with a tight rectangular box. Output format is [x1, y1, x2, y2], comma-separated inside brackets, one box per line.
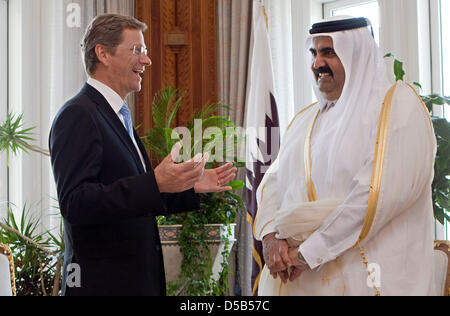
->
[218, 0, 252, 128]
[291, 0, 322, 113]
[6, 0, 134, 234]
[7, 0, 96, 233]
[262, 0, 295, 138]
[96, 0, 135, 15]
[217, 0, 253, 296]
[378, 0, 431, 93]
[96, 0, 137, 121]
[0, 0, 8, 216]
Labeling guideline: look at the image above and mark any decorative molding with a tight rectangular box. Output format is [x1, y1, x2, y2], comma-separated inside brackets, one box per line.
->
[434, 240, 450, 296]
[159, 224, 236, 246]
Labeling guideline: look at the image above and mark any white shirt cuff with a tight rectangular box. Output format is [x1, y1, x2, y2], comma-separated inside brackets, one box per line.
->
[299, 231, 334, 270]
[258, 220, 277, 241]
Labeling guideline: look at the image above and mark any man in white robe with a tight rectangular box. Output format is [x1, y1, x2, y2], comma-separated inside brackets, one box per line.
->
[254, 16, 437, 296]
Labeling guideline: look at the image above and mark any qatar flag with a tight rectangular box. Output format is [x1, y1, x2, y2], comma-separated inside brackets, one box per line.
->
[245, 0, 280, 296]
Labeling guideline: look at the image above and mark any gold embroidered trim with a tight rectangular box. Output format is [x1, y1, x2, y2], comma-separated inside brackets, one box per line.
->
[246, 213, 253, 226]
[405, 83, 434, 130]
[253, 102, 318, 295]
[355, 82, 398, 245]
[257, 219, 275, 241]
[351, 82, 398, 297]
[251, 184, 266, 237]
[253, 184, 276, 240]
[0, 244, 16, 296]
[262, 5, 269, 31]
[287, 103, 318, 132]
[260, 184, 267, 205]
[304, 109, 320, 202]
[252, 246, 264, 296]
[255, 103, 319, 239]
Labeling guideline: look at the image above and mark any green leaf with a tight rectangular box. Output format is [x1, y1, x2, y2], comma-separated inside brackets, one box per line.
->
[413, 82, 422, 90]
[384, 53, 406, 81]
[393, 59, 406, 82]
[0, 113, 38, 166]
[434, 207, 445, 225]
[228, 180, 245, 191]
[433, 117, 450, 142]
[152, 86, 180, 128]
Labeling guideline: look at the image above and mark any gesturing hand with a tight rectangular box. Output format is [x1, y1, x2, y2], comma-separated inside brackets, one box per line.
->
[194, 163, 237, 193]
[154, 150, 207, 194]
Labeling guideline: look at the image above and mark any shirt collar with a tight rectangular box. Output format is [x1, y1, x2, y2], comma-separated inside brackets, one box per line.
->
[87, 77, 125, 114]
[320, 99, 338, 113]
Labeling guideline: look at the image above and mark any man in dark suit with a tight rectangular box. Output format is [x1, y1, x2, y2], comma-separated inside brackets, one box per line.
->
[49, 14, 236, 296]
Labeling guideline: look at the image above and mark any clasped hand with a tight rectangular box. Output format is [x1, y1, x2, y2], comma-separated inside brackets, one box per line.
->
[262, 233, 309, 283]
[154, 143, 237, 194]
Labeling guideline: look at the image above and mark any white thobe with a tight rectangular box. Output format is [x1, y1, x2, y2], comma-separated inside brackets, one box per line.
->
[255, 82, 437, 296]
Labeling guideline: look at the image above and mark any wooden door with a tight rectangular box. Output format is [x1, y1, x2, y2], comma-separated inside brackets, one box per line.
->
[135, 0, 218, 135]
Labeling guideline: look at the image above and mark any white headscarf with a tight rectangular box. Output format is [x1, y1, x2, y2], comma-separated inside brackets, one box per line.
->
[306, 16, 391, 194]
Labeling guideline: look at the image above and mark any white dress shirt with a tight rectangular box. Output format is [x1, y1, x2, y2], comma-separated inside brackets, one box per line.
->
[87, 78, 147, 172]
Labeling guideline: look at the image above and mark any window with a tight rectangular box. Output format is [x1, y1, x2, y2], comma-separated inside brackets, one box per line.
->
[0, 0, 8, 212]
[440, 0, 450, 240]
[431, 0, 450, 119]
[430, 0, 449, 240]
[441, 0, 450, 120]
[324, 0, 380, 45]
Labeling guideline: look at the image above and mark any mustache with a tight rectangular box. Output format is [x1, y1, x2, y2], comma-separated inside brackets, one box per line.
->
[314, 67, 333, 77]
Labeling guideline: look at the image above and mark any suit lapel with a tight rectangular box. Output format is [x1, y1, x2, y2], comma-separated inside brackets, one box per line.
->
[81, 84, 146, 174]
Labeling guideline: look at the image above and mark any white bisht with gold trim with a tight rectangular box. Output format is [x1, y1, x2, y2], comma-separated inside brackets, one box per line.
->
[254, 19, 437, 296]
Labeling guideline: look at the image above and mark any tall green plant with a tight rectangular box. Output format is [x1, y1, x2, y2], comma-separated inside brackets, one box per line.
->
[385, 54, 450, 226]
[0, 114, 62, 295]
[143, 86, 245, 296]
[0, 113, 50, 166]
[144, 87, 185, 163]
[0, 204, 64, 296]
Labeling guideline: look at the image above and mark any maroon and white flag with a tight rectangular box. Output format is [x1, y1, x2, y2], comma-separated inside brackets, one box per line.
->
[245, 0, 280, 296]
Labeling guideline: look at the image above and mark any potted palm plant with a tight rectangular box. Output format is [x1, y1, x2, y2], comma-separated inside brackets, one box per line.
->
[0, 113, 64, 296]
[141, 86, 245, 296]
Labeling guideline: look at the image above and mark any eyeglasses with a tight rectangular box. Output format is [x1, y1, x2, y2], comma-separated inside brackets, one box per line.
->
[118, 45, 148, 56]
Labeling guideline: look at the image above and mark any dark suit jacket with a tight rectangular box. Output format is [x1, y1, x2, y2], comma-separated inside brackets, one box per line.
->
[49, 84, 199, 296]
